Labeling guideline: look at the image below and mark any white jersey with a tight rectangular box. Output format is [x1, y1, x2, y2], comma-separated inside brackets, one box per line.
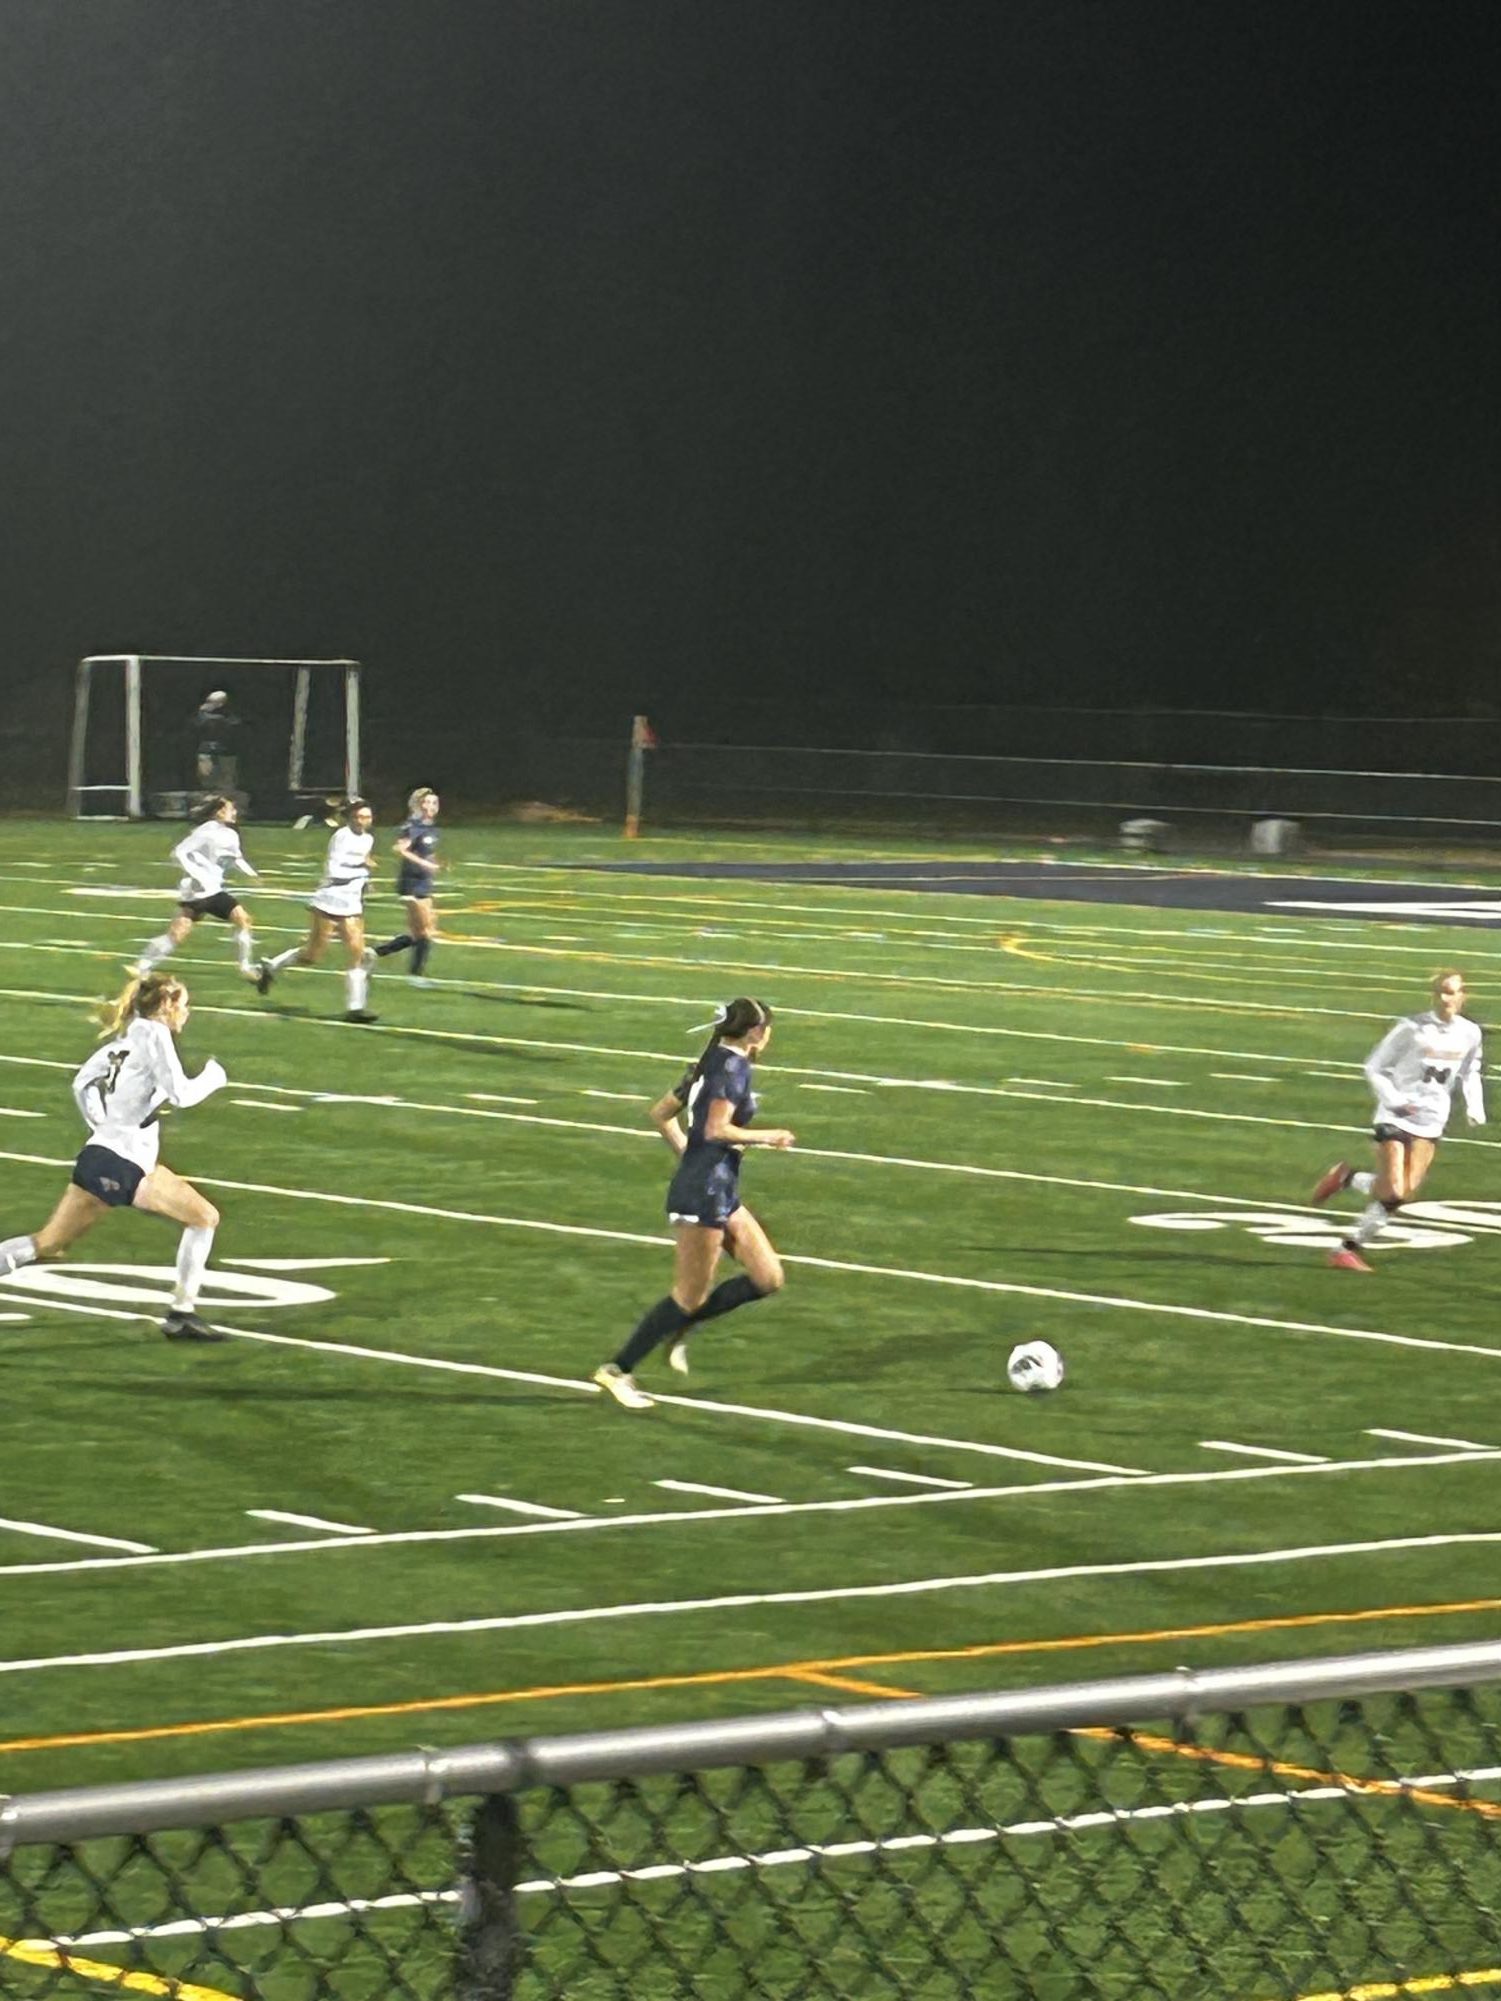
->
[72, 1017, 226, 1174]
[310, 827, 375, 918]
[173, 822, 255, 902]
[1364, 1010, 1484, 1141]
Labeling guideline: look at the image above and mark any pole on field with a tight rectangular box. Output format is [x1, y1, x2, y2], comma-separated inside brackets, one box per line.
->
[624, 714, 655, 839]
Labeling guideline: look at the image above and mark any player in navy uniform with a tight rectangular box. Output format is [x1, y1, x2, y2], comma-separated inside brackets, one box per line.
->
[593, 997, 794, 1409]
[1311, 968, 1484, 1269]
[365, 787, 441, 986]
[0, 972, 228, 1340]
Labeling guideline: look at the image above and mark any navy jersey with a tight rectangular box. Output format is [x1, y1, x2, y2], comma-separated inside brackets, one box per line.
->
[397, 816, 439, 897]
[665, 1045, 758, 1228]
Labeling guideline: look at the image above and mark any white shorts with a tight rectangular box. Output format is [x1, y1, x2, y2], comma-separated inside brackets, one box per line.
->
[310, 889, 366, 922]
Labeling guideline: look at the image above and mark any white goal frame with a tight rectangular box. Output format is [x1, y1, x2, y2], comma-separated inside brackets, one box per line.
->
[67, 653, 361, 818]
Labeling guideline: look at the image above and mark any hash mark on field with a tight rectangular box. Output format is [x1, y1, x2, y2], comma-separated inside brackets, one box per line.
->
[654, 1478, 784, 1505]
[230, 1099, 301, 1113]
[800, 1083, 867, 1094]
[849, 1465, 973, 1491]
[1108, 1076, 1184, 1088]
[457, 1494, 585, 1521]
[465, 1092, 539, 1106]
[580, 1090, 646, 1101]
[1006, 1077, 1076, 1089]
[1211, 1073, 1276, 1084]
[1368, 1427, 1498, 1453]
[0, 1515, 156, 1554]
[247, 1511, 373, 1536]
[1201, 1441, 1329, 1465]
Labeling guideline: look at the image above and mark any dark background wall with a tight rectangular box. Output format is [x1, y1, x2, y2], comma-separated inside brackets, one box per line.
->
[1, 0, 1497, 801]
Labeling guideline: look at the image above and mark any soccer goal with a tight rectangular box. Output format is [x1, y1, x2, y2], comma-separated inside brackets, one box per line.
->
[67, 654, 362, 819]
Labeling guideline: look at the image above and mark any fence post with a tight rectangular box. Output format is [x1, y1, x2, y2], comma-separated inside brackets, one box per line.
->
[624, 715, 655, 839]
[453, 1793, 524, 2000]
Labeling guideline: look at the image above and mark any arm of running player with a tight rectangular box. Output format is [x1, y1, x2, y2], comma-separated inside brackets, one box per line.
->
[649, 1088, 688, 1157]
[147, 1027, 227, 1109]
[231, 837, 258, 879]
[703, 1098, 795, 1148]
[1363, 1020, 1416, 1117]
[1460, 1036, 1486, 1126]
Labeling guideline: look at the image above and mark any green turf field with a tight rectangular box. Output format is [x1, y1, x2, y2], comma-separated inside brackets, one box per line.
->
[3, 816, 1501, 1830]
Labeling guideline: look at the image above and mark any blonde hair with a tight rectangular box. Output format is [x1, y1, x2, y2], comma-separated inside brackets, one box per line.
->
[96, 971, 187, 1041]
[1432, 967, 1468, 997]
[408, 787, 438, 814]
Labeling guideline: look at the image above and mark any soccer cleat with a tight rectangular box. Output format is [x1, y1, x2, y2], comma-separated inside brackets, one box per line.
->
[254, 961, 275, 995]
[409, 976, 435, 989]
[162, 1308, 227, 1342]
[592, 1363, 654, 1410]
[343, 1009, 379, 1024]
[1327, 1246, 1373, 1273]
[667, 1339, 691, 1376]
[1309, 1161, 1351, 1206]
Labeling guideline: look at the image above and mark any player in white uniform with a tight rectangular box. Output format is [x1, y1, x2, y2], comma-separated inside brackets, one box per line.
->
[1311, 968, 1484, 1270]
[255, 799, 378, 1022]
[134, 797, 260, 980]
[0, 972, 229, 1340]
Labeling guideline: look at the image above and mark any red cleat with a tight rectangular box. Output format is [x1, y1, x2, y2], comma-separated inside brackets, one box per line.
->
[1310, 1162, 1351, 1206]
[1328, 1246, 1373, 1272]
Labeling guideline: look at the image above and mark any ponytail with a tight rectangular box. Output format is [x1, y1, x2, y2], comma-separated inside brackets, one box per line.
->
[687, 996, 772, 1083]
[96, 971, 186, 1040]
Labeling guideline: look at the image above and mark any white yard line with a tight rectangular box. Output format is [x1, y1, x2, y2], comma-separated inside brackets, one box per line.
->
[10, 1527, 1501, 1676]
[0, 1515, 156, 1554]
[246, 1511, 372, 1536]
[849, 1465, 973, 1490]
[1200, 1441, 1329, 1466]
[456, 1494, 585, 1521]
[1107, 1076, 1185, 1088]
[1211, 1073, 1276, 1084]
[1367, 1427, 1498, 1453]
[1, 1445, 1497, 1581]
[654, 1478, 784, 1505]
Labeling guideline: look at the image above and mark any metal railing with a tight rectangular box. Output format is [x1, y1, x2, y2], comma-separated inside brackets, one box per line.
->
[6, 1637, 1501, 1997]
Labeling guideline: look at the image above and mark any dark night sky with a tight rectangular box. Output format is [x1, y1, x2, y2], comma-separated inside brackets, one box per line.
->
[1, 0, 1497, 774]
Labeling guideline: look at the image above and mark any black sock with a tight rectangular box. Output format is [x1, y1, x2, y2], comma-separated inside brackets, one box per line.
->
[614, 1295, 690, 1373]
[412, 936, 432, 975]
[374, 934, 413, 959]
[685, 1274, 767, 1329]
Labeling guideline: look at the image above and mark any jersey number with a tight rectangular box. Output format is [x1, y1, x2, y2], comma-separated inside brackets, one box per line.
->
[99, 1051, 128, 1102]
[1422, 1064, 1453, 1085]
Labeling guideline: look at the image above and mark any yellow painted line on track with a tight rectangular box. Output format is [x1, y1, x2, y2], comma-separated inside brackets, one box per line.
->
[5, 1593, 1501, 1761]
[0, 1939, 237, 2000]
[1290, 1971, 1501, 1999]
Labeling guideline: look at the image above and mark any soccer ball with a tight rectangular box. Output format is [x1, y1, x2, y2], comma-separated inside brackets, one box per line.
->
[1007, 1340, 1066, 1394]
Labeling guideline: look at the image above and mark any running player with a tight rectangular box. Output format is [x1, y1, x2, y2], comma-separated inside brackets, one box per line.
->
[0, 973, 228, 1340]
[1311, 968, 1484, 1269]
[365, 786, 441, 986]
[255, 800, 378, 1022]
[593, 997, 794, 1410]
[133, 796, 259, 981]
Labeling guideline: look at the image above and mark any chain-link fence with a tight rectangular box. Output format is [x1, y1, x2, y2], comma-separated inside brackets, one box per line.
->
[6, 1638, 1501, 1998]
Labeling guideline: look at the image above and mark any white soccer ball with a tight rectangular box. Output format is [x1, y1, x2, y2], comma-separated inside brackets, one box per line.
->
[1007, 1340, 1066, 1394]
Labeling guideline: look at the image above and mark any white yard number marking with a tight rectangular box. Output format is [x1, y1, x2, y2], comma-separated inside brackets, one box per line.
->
[1130, 1200, 1501, 1253]
[0, 1264, 338, 1311]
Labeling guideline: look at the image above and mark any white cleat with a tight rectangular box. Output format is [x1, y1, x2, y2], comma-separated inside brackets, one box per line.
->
[667, 1340, 690, 1376]
[592, 1364, 654, 1410]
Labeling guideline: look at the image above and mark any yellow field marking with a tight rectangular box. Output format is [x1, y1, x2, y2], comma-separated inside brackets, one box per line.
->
[6, 1593, 1501, 1762]
[0, 1938, 237, 1999]
[786, 1669, 923, 1700]
[1076, 1726, 1501, 1822]
[1291, 1969, 1501, 1999]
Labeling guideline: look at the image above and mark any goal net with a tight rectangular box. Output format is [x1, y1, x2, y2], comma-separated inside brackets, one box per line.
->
[67, 654, 361, 820]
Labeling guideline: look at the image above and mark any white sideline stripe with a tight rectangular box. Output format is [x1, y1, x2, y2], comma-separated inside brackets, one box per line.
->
[654, 1478, 784, 1505]
[457, 1494, 585, 1521]
[2, 1145, 1499, 1372]
[43, 1782, 1366, 1945]
[11, 1528, 1501, 1676]
[5, 1439, 1497, 1582]
[1368, 1427, 1498, 1453]
[0, 1515, 156, 1554]
[246, 1511, 373, 1536]
[1200, 1441, 1329, 1466]
[849, 1465, 973, 1490]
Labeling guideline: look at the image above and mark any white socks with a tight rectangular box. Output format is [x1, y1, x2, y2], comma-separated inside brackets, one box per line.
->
[346, 965, 370, 1011]
[1350, 1201, 1389, 1248]
[172, 1226, 215, 1310]
[235, 929, 255, 972]
[0, 1234, 37, 1276]
[137, 933, 175, 972]
[1349, 1171, 1375, 1195]
[267, 945, 303, 972]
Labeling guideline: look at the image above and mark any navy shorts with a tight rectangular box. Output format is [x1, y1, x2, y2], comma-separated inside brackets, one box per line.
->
[1373, 1123, 1436, 1146]
[398, 874, 434, 902]
[666, 1153, 742, 1230]
[180, 891, 241, 921]
[72, 1144, 145, 1207]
